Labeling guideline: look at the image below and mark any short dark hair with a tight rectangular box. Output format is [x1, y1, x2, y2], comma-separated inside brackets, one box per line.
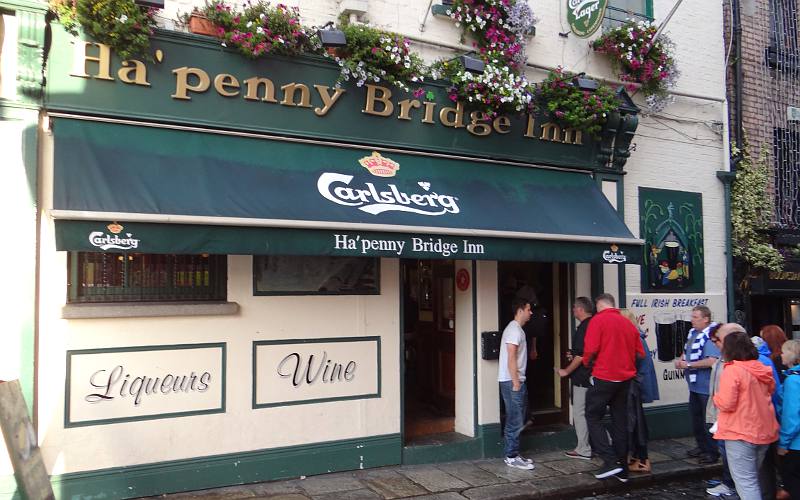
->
[511, 297, 530, 315]
[693, 305, 712, 321]
[595, 293, 616, 308]
[722, 331, 758, 362]
[574, 297, 593, 314]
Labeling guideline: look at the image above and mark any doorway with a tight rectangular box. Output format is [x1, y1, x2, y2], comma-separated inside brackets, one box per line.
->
[497, 262, 569, 427]
[402, 259, 456, 443]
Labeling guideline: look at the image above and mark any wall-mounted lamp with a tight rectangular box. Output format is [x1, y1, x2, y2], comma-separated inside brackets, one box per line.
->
[317, 21, 347, 48]
[459, 55, 485, 74]
[574, 73, 599, 91]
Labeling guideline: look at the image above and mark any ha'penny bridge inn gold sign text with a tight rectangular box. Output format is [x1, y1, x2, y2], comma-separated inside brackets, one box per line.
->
[68, 41, 585, 145]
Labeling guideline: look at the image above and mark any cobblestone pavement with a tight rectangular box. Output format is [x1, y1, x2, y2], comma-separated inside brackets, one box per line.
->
[146, 437, 722, 500]
[579, 478, 739, 499]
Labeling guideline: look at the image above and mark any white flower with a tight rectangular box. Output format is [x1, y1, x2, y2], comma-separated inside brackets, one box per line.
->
[256, 26, 264, 34]
[118, 14, 128, 23]
[247, 21, 253, 28]
[221, 42, 227, 47]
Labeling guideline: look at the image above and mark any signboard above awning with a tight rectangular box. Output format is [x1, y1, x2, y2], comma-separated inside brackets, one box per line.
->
[51, 117, 641, 262]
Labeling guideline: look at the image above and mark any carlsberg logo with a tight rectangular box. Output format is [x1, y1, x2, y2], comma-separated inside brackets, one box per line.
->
[89, 232, 140, 251]
[317, 173, 460, 216]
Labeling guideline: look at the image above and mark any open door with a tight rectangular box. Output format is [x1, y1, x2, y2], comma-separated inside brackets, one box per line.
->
[402, 259, 455, 443]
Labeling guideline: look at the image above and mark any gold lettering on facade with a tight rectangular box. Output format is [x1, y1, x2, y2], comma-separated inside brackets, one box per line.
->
[362, 84, 393, 116]
[71, 41, 114, 81]
[439, 102, 465, 129]
[397, 99, 421, 120]
[313, 85, 346, 116]
[280, 83, 312, 108]
[769, 271, 800, 281]
[214, 74, 240, 97]
[540, 122, 562, 141]
[562, 128, 583, 145]
[493, 116, 511, 134]
[171, 67, 210, 100]
[243, 77, 278, 102]
[466, 111, 491, 136]
[421, 101, 436, 124]
[524, 114, 536, 138]
[117, 60, 150, 86]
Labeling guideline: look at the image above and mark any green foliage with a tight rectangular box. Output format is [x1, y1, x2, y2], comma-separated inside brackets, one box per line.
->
[203, 1, 321, 58]
[50, 0, 157, 61]
[332, 20, 426, 91]
[537, 68, 619, 137]
[730, 142, 784, 272]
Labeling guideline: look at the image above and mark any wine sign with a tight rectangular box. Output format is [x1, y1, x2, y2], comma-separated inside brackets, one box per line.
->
[253, 337, 381, 408]
[65, 343, 225, 427]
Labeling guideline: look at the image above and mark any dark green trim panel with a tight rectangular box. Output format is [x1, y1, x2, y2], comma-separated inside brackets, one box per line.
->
[64, 343, 227, 427]
[479, 423, 503, 457]
[644, 403, 691, 440]
[403, 436, 484, 465]
[47, 433, 401, 500]
[251, 336, 381, 409]
[55, 220, 642, 264]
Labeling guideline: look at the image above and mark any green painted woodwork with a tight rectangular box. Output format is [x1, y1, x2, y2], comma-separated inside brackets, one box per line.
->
[47, 26, 591, 169]
[402, 436, 484, 465]
[568, 0, 608, 38]
[43, 434, 401, 500]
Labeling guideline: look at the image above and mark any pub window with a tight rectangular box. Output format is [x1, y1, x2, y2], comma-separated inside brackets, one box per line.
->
[68, 252, 227, 303]
[253, 255, 379, 295]
[773, 127, 800, 227]
[603, 0, 653, 28]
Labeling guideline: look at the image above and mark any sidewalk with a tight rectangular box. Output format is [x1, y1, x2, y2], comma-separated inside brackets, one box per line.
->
[145, 437, 721, 500]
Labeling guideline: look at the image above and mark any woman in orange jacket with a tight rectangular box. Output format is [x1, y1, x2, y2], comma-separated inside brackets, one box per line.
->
[712, 331, 780, 500]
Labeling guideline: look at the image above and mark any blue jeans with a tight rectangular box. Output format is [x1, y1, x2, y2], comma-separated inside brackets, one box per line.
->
[500, 380, 527, 458]
[717, 439, 735, 488]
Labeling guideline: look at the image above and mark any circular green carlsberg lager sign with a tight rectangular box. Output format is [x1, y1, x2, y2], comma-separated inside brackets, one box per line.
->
[567, 0, 608, 38]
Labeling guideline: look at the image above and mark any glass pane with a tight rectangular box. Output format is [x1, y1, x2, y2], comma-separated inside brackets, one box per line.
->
[253, 255, 379, 294]
[71, 252, 226, 303]
[608, 0, 647, 15]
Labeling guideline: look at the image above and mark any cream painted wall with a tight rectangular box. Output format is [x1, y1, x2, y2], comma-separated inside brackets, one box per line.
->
[35, 239, 400, 473]
[476, 261, 500, 426]
[454, 260, 475, 436]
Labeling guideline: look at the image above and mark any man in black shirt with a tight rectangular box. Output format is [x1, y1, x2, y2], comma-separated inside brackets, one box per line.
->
[557, 296, 594, 460]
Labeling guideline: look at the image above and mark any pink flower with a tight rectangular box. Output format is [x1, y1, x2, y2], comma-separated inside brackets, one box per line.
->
[371, 47, 379, 54]
[413, 88, 425, 98]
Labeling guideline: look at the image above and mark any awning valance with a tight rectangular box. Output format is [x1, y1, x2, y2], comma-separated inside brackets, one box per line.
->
[51, 117, 641, 263]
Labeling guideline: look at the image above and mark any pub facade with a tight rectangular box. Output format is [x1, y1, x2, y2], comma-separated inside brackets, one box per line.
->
[0, 0, 730, 497]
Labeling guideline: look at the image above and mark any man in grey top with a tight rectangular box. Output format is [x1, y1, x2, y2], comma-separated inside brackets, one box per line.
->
[498, 297, 535, 470]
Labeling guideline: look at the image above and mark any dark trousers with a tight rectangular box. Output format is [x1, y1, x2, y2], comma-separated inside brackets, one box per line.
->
[689, 391, 718, 458]
[586, 378, 631, 465]
[759, 442, 777, 500]
[782, 450, 800, 500]
[718, 439, 736, 488]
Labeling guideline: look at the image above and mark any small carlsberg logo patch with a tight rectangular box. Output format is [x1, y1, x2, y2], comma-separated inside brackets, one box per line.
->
[602, 244, 627, 263]
[89, 223, 141, 251]
[318, 152, 460, 216]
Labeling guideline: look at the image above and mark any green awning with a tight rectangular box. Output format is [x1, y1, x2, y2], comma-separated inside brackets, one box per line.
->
[51, 117, 641, 263]
[55, 220, 640, 263]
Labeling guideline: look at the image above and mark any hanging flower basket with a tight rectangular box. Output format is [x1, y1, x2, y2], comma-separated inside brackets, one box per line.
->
[592, 19, 679, 110]
[536, 67, 619, 137]
[189, 13, 216, 36]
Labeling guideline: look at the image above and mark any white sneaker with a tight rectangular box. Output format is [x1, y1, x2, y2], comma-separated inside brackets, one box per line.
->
[519, 455, 534, 464]
[504, 456, 535, 470]
[706, 483, 734, 497]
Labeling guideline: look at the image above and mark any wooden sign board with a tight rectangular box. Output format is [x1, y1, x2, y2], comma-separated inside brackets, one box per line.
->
[0, 380, 54, 500]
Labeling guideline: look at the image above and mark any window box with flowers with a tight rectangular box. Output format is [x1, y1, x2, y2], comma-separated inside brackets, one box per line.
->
[536, 67, 619, 138]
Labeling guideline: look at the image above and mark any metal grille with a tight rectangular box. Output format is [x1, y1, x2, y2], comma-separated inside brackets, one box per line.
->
[749, 0, 800, 227]
[68, 252, 227, 303]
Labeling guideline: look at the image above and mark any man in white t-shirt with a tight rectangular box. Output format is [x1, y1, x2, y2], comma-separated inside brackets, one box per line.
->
[498, 297, 535, 470]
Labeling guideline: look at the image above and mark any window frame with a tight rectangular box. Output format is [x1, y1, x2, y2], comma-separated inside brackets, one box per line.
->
[603, 0, 654, 28]
[252, 255, 381, 297]
[67, 252, 228, 304]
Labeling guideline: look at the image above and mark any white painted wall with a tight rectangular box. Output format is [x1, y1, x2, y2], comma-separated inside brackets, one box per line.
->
[476, 261, 500, 426]
[454, 260, 475, 436]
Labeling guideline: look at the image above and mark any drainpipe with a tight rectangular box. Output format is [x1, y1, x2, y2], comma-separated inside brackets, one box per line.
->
[718, 0, 743, 322]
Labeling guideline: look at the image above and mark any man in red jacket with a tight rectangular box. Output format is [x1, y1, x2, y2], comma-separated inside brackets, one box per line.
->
[582, 293, 645, 482]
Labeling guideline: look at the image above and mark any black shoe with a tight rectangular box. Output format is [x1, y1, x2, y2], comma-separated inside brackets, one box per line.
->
[687, 447, 704, 458]
[594, 461, 624, 479]
[615, 467, 629, 483]
[698, 454, 719, 465]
